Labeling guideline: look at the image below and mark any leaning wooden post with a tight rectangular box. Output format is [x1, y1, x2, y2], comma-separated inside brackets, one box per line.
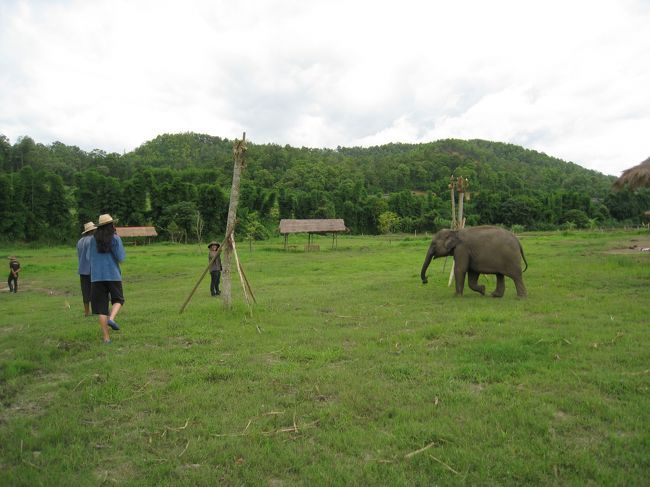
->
[222, 133, 247, 309]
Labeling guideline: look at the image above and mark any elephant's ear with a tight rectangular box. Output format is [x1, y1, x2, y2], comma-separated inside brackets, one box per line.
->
[443, 231, 460, 253]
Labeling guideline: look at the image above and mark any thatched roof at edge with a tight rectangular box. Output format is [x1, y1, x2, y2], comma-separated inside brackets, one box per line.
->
[613, 156, 650, 190]
[116, 226, 158, 238]
[279, 219, 348, 234]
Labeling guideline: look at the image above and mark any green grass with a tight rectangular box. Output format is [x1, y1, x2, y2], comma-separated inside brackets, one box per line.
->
[1, 231, 649, 485]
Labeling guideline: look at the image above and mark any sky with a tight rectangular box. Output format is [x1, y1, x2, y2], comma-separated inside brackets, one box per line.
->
[1, 0, 649, 177]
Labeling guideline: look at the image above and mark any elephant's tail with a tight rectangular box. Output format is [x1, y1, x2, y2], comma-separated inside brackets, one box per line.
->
[519, 240, 528, 272]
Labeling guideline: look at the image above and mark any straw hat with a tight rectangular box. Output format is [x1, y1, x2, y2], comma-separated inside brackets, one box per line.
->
[97, 214, 118, 226]
[8, 256, 17, 261]
[82, 221, 97, 235]
[207, 241, 220, 248]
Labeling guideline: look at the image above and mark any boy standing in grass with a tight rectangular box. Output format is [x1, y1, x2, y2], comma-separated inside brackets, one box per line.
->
[8, 256, 20, 293]
[208, 241, 222, 296]
[77, 221, 97, 316]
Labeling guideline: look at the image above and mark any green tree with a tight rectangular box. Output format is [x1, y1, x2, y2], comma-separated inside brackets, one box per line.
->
[11, 136, 36, 171]
[277, 188, 296, 219]
[46, 174, 73, 241]
[378, 211, 400, 234]
[122, 177, 148, 226]
[17, 167, 49, 240]
[562, 209, 590, 229]
[0, 174, 14, 238]
[197, 184, 229, 238]
[497, 195, 543, 228]
[0, 134, 11, 172]
[160, 201, 198, 242]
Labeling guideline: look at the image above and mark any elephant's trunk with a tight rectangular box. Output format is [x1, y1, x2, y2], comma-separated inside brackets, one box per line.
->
[421, 244, 435, 284]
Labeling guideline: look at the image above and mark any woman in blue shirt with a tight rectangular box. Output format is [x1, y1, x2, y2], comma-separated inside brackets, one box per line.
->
[90, 214, 126, 344]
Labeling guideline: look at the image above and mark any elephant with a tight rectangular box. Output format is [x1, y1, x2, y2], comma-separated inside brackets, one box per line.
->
[420, 226, 528, 297]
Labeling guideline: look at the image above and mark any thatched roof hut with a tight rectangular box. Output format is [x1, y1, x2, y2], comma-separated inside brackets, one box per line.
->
[279, 219, 347, 234]
[115, 226, 158, 244]
[279, 219, 348, 250]
[116, 226, 158, 237]
[613, 156, 650, 190]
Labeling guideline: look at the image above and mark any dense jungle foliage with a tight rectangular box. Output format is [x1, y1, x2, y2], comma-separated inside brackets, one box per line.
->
[1, 132, 648, 243]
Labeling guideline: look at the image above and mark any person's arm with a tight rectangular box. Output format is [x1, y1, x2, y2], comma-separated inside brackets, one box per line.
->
[112, 235, 126, 262]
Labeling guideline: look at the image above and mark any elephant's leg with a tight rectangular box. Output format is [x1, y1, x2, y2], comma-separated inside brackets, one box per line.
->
[454, 266, 466, 295]
[491, 273, 505, 297]
[467, 270, 485, 295]
[511, 272, 527, 298]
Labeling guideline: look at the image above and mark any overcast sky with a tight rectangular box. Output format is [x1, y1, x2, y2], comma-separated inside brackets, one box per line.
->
[1, 0, 648, 176]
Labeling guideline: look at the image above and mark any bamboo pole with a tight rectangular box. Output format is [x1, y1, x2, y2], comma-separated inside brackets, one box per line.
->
[232, 234, 257, 304]
[232, 235, 251, 306]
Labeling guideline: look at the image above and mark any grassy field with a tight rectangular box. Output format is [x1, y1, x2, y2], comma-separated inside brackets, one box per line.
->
[1, 231, 649, 486]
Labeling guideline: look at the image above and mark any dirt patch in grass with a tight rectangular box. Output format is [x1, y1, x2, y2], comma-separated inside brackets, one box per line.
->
[94, 462, 138, 484]
[605, 237, 650, 254]
[0, 391, 55, 422]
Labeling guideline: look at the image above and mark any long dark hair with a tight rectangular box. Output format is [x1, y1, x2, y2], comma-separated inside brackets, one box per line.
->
[95, 223, 115, 253]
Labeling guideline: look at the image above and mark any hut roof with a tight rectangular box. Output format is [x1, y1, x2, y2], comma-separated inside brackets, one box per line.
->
[279, 219, 347, 234]
[115, 226, 158, 238]
[613, 156, 650, 190]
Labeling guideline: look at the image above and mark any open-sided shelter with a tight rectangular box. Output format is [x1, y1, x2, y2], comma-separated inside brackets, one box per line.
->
[279, 219, 348, 250]
[115, 226, 158, 244]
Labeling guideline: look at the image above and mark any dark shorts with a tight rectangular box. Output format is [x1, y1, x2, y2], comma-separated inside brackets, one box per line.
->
[80, 274, 92, 303]
[91, 281, 125, 316]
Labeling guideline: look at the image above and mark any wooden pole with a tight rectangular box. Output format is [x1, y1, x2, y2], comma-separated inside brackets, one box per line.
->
[232, 235, 256, 304]
[450, 176, 457, 229]
[457, 192, 464, 229]
[448, 177, 468, 286]
[222, 133, 247, 308]
[448, 176, 458, 286]
[231, 235, 252, 307]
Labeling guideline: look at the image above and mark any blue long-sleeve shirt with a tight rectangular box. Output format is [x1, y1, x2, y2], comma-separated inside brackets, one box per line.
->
[89, 234, 126, 282]
[77, 235, 93, 275]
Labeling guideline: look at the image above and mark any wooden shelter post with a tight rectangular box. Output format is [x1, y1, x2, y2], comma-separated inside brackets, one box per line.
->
[279, 219, 347, 251]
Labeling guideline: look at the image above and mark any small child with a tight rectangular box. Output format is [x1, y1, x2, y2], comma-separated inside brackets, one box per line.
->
[208, 241, 222, 296]
[8, 256, 20, 293]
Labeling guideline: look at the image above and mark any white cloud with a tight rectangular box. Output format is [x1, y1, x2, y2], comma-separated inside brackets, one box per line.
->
[1, 0, 649, 175]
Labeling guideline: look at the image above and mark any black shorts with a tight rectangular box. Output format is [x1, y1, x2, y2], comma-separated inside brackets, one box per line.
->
[80, 274, 92, 303]
[90, 281, 125, 316]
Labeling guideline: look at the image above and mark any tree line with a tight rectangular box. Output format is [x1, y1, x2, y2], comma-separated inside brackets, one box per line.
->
[1, 133, 648, 243]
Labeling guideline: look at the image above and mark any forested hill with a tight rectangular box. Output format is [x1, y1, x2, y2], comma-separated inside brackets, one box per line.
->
[1, 132, 647, 243]
[127, 133, 613, 196]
